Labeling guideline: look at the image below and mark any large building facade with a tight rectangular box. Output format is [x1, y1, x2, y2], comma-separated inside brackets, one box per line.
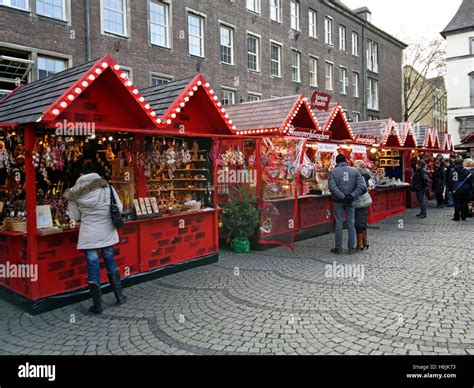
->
[441, 0, 474, 146]
[0, 0, 406, 121]
[403, 65, 447, 132]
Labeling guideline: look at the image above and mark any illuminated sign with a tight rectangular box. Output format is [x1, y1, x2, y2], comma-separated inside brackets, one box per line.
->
[310, 91, 331, 111]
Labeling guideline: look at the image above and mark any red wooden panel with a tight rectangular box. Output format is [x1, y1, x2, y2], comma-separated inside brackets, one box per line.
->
[258, 199, 296, 239]
[299, 196, 334, 228]
[140, 210, 218, 271]
[35, 225, 140, 299]
[0, 234, 30, 298]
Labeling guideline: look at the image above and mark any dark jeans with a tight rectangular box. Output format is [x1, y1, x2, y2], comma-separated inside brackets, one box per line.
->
[416, 190, 427, 216]
[453, 193, 470, 220]
[84, 246, 118, 285]
[355, 207, 368, 233]
[435, 192, 444, 206]
[334, 201, 356, 249]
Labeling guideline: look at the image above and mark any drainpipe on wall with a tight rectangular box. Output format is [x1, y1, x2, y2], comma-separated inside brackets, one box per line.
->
[85, 0, 92, 61]
[362, 21, 368, 120]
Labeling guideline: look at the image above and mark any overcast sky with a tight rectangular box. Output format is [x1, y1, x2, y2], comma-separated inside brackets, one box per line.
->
[341, 0, 463, 43]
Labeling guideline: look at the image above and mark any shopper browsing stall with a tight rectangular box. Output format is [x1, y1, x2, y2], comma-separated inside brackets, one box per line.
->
[63, 160, 126, 314]
[432, 160, 446, 208]
[328, 154, 366, 255]
[448, 159, 472, 222]
[354, 160, 373, 251]
[411, 160, 429, 219]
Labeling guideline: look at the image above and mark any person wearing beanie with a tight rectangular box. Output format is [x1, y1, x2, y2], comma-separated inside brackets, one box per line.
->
[328, 153, 367, 254]
[410, 159, 429, 218]
[63, 159, 127, 314]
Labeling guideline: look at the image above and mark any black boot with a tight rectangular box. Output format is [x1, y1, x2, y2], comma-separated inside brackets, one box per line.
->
[108, 269, 127, 305]
[88, 283, 103, 314]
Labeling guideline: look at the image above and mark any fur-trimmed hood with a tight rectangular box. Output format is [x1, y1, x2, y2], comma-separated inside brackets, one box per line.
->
[63, 173, 108, 201]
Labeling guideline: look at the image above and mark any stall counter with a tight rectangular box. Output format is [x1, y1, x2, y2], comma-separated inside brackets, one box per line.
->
[0, 209, 218, 303]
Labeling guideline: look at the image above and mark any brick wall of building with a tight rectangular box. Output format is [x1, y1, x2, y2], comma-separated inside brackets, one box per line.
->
[0, 0, 406, 121]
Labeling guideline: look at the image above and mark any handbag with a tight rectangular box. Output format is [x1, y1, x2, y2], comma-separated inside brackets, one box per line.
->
[109, 185, 124, 228]
[355, 191, 373, 209]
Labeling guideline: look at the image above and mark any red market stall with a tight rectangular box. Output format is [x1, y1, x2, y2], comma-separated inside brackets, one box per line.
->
[0, 56, 232, 313]
[222, 95, 324, 249]
[350, 119, 409, 224]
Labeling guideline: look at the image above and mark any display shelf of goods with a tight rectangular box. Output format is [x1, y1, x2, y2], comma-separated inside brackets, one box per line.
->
[144, 138, 214, 215]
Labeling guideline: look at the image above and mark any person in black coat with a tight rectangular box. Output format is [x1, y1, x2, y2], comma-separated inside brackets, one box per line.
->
[432, 161, 446, 208]
[448, 159, 473, 221]
[444, 159, 454, 206]
[411, 159, 429, 218]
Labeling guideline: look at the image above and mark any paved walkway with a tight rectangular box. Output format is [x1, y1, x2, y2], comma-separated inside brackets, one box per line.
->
[0, 203, 472, 355]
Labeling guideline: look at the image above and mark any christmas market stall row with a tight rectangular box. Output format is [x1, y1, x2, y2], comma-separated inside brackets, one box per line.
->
[221, 99, 365, 249]
[0, 55, 235, 313]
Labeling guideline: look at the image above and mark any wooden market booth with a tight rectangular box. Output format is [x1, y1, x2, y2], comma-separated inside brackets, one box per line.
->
[0, 56, 232, 313]
[350, 119, 410, 224]
[222, 95, 326, 249]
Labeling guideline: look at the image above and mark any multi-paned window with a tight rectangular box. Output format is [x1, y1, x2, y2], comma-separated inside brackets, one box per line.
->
[367, 40, 378, 72]
[470, 37, 474, 55]
[290, 1, 300, 31]
[367, 77, 379, 110]
[352, 31, 359, 56]
[247, 34, 260, 72]
[188, 13, 204, 57]
[325, 17, 333, 46]
[352, 112, 360, 122]
[352, 71, 359, 97]
[270, 0, 281, 22]
[339, 67, 348, 94]
[291, 49, 301, 83]
[38, 55, 66, 79]
[325, 61, 333, 91]
[339, 25, 346, 51]
[150, 1, 170, 48]
[221, 88, 236, 105]
[308, 9, 317, 38]
[247, 92, 262, 102]
[0, 0, 28, 10]
[246, 0, 260, 14]
[219, 24, 234, 65]
[270, 41, 282, 78]
[36, 0, 64, 20]
[151, 75, 172, 86]
[309, 56, 318, 87]
[103, 0, 127, 36]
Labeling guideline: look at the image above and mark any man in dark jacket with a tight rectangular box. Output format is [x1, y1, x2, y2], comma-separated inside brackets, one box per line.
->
[411, 160, 429, 218]
[432, 161, 446, 208]
[328, 154, 367, 254]
[448, 158, 473, 221]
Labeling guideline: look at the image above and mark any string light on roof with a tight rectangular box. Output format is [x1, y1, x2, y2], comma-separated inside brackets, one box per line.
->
[101, 62, 109, 69]
[113, 64, 120, 71]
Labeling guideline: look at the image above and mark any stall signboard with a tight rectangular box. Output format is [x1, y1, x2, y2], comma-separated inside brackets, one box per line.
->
[288, 126, 333, 142]
[311, 91, 331, 111]
[355, 134, 377, 145]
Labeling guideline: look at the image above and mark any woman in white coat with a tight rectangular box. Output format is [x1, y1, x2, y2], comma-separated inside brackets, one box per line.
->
[63, 160, 126, 314]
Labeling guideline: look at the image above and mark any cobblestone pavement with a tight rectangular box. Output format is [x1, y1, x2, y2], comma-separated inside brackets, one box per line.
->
[0, 203, 472, 355]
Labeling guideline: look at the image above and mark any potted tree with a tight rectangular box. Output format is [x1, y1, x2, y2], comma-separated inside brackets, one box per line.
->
[221, 188, 259, 253]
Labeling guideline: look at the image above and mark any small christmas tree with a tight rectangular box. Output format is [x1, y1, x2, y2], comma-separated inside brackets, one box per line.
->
[221, 188, 259, 253]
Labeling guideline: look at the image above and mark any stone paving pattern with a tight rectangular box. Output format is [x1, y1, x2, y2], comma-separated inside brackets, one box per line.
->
[0, 204, 472, 355]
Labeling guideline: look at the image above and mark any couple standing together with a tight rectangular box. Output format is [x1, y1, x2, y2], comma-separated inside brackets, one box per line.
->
[328, 154, 372, 254]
